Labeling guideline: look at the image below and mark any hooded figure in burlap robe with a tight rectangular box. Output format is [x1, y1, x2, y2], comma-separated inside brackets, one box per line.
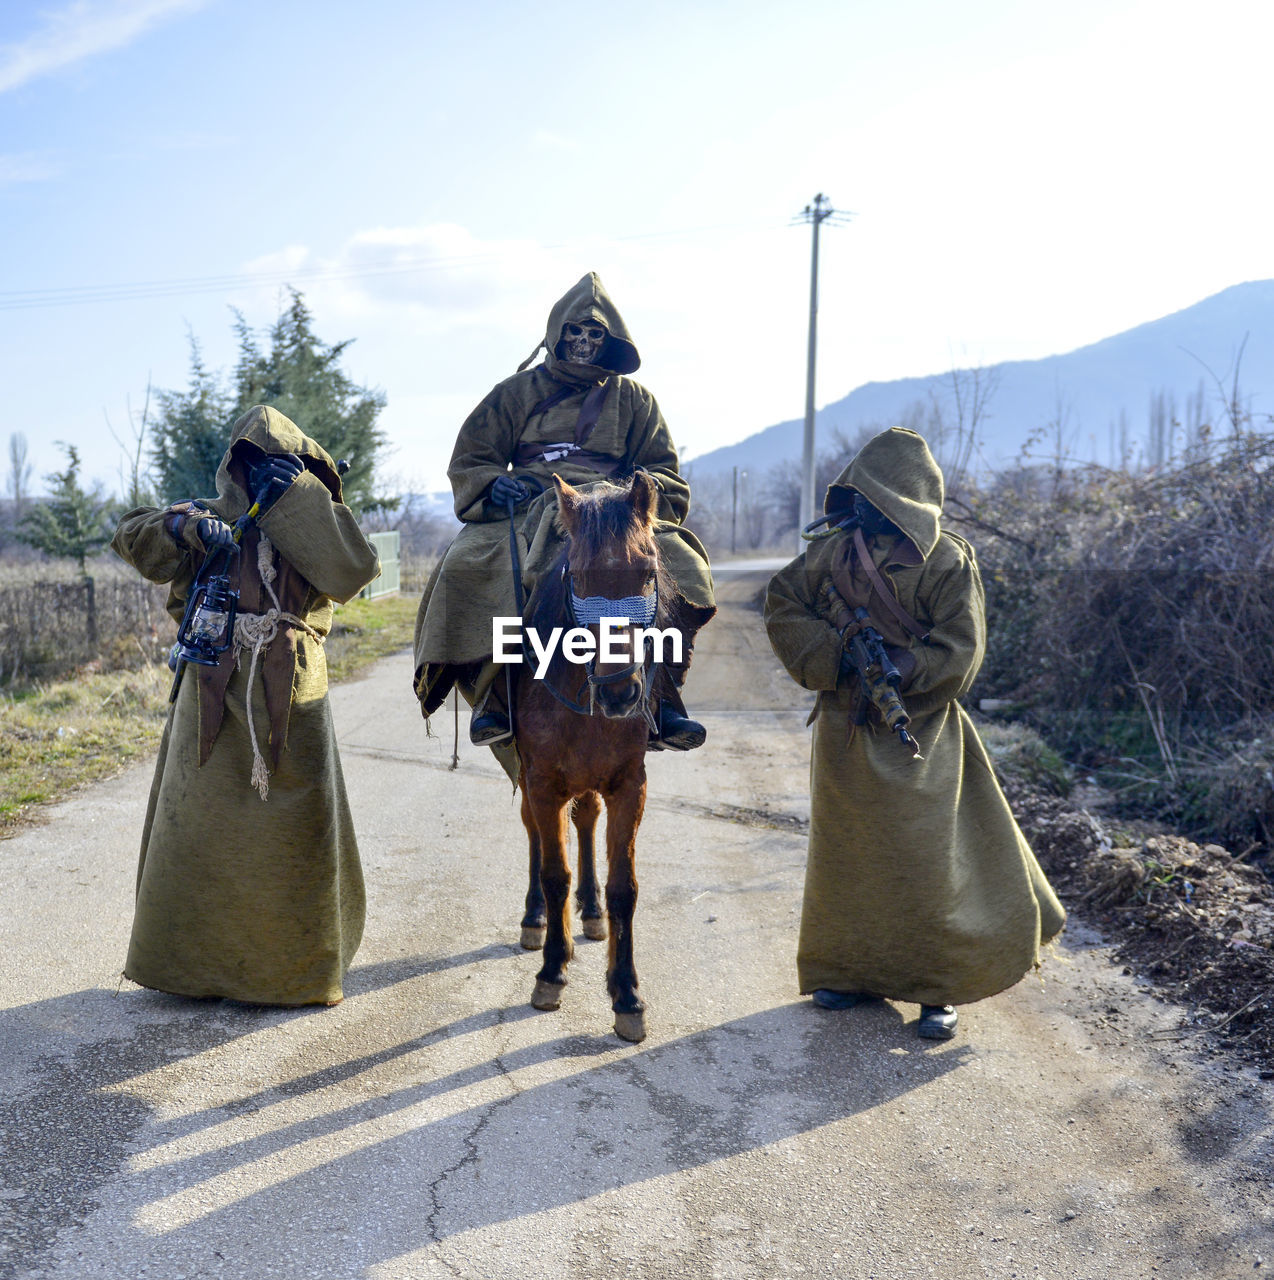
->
[413, 272, 715, 765]
[764, 428, 1065, 1033]
[111, 405, 380, 1006]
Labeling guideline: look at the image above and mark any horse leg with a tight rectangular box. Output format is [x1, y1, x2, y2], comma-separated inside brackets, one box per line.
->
[527, 780, 573, 1010]
[603, 771, 648, 1042]
[572, 791, 607, 941]
[520, 786, 547, 950]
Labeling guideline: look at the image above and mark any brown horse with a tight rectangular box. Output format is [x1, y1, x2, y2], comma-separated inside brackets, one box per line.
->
[513, 471, 671, 1043]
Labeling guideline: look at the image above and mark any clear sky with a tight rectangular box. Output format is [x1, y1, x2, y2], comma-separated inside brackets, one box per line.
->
[3, 0, 1272, 497]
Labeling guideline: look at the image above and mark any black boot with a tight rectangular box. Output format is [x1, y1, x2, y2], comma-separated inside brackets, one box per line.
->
[917, 1004, 958, 1040]
[469, 708, 512, 745]
[649, 700, 706, 751]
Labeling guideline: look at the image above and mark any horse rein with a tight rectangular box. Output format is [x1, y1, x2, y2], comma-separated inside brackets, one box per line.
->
[505, 495, 527, 739]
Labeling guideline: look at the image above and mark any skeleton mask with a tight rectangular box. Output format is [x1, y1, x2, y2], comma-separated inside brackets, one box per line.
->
[562, 321, 607, 365]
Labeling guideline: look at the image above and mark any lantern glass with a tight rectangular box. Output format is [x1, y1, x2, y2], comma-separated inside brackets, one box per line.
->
[175, 548, 239, 667]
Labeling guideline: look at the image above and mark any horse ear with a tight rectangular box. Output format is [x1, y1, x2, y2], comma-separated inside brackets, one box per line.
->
[553, 474, 581, 530]
[628, 470, 658, 527]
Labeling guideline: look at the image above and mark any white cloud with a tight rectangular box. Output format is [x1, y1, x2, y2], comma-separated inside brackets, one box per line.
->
[224, 219, 815, 478]
[236, 223, 578, 340]
[0, 0, 208, 93]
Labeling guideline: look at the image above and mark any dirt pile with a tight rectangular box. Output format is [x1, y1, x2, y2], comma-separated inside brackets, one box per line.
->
[1005, 777, 1274, 1067]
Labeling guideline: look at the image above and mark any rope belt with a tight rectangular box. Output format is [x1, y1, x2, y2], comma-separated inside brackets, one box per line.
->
[231, 533, 324, 801]
[511, 440, 623, 475]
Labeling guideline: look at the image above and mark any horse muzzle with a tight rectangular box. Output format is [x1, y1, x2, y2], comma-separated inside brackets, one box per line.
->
[595, 678, 644, 719]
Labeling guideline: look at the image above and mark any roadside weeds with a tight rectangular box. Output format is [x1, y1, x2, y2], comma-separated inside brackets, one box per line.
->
[0, 593, 417, 834]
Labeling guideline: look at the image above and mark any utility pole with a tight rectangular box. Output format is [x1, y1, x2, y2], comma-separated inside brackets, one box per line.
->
[796, 193, 849, 544]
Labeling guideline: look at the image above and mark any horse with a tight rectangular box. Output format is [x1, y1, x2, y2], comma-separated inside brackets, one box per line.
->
[512, 470, 671, 1043]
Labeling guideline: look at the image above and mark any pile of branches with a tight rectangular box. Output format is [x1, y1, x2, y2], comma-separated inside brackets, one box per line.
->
[954, 432, 1274, 859]
[1008, 777, 1274, 1065]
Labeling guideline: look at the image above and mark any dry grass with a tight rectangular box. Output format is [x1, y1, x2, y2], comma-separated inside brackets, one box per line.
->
[0, 553, 136, 587]
[0, 664, 172, 827]
[324, 593, 418, 683]
[0, 591, 419, 834]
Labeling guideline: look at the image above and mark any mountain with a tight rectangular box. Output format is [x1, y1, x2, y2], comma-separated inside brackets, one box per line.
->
[684, 280, 1274, 480]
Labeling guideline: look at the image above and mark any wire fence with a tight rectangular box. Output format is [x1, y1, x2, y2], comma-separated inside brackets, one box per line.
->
[0, 577, 173, 684]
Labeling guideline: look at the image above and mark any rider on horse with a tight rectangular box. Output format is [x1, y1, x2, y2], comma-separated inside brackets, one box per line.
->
[413, 272, 716, 756]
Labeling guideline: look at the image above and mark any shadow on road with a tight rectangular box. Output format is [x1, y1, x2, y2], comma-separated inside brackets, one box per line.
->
[0, 955, 969, 1278]
[116, 1000, 967, 1273]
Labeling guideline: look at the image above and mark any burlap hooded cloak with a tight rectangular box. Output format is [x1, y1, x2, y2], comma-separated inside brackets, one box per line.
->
[111, 405, 380, 1006]
[764, 428, 1065, 1006]
[413, 272, 715, 716]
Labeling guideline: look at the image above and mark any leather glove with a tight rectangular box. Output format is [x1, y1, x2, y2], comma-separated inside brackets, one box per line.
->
[247, 452, 304, 506]
[490, 474, 531, 508]
[195, 516, 236, 552]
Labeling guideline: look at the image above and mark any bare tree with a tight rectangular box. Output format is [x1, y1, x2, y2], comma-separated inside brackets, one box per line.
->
[1147, 388, 1178, 470]
[1184, 378, 1208, 455]
[105, 378, 156, 508]
[927, 364, 1000, 493]
[1183, 335, 1251, 439]
[7, 431, 32, 528]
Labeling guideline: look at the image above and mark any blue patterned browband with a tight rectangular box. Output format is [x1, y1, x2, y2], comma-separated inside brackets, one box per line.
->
[570, 590, 658, 628]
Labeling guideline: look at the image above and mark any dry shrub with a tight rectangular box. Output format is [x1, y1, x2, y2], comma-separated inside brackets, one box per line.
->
[954, 432, 1274, 860]
[977, 719, 1072, 796]
[1175, 733, 1274, 859]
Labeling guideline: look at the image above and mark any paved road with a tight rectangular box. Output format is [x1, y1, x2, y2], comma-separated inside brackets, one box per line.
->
[1, 571, 1271, 1279]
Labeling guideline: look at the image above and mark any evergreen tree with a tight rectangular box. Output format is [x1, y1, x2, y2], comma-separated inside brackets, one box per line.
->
[151, 291, 388, 514]
[151, 334, 233, 504]
[16, 445, 113, 649]
[16, 444, 112, 574]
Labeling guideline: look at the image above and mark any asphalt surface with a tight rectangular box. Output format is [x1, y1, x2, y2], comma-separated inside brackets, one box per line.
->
[1, 568, 1272, 1279]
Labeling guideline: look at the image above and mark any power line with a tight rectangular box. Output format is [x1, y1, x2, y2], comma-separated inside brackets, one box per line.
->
[0, 218, 790, 312]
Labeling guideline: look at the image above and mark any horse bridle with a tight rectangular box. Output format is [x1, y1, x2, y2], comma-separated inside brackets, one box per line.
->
[531, 564, 661, 732]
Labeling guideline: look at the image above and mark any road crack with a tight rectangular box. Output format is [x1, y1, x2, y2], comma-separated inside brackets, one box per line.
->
[646, 795, 808, 832]
[422, 1003, 526, 1276]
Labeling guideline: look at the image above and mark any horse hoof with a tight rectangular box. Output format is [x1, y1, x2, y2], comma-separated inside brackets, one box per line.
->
[581, 916, 607, 942]
[531, 979, 566, 1011]
[520, 926, 546, 950]
[613, 1011, 647, 1043]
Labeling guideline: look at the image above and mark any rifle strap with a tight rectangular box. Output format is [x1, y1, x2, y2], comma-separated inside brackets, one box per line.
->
[525, 380, 611, 444]
[852, 525, 930, 643]
[528, 384, 577, 420]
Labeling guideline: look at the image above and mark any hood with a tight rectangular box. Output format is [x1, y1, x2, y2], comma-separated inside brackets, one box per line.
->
[826, 427, 944, 559]
[539, 272, 641, 382]
[213, 404, 344, 517]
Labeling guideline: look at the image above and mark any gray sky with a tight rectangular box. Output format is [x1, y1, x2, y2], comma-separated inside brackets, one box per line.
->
[3, 0, 1272, 496]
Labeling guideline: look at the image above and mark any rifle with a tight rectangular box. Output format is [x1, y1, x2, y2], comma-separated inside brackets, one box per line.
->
[821, 581, 922, 759]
